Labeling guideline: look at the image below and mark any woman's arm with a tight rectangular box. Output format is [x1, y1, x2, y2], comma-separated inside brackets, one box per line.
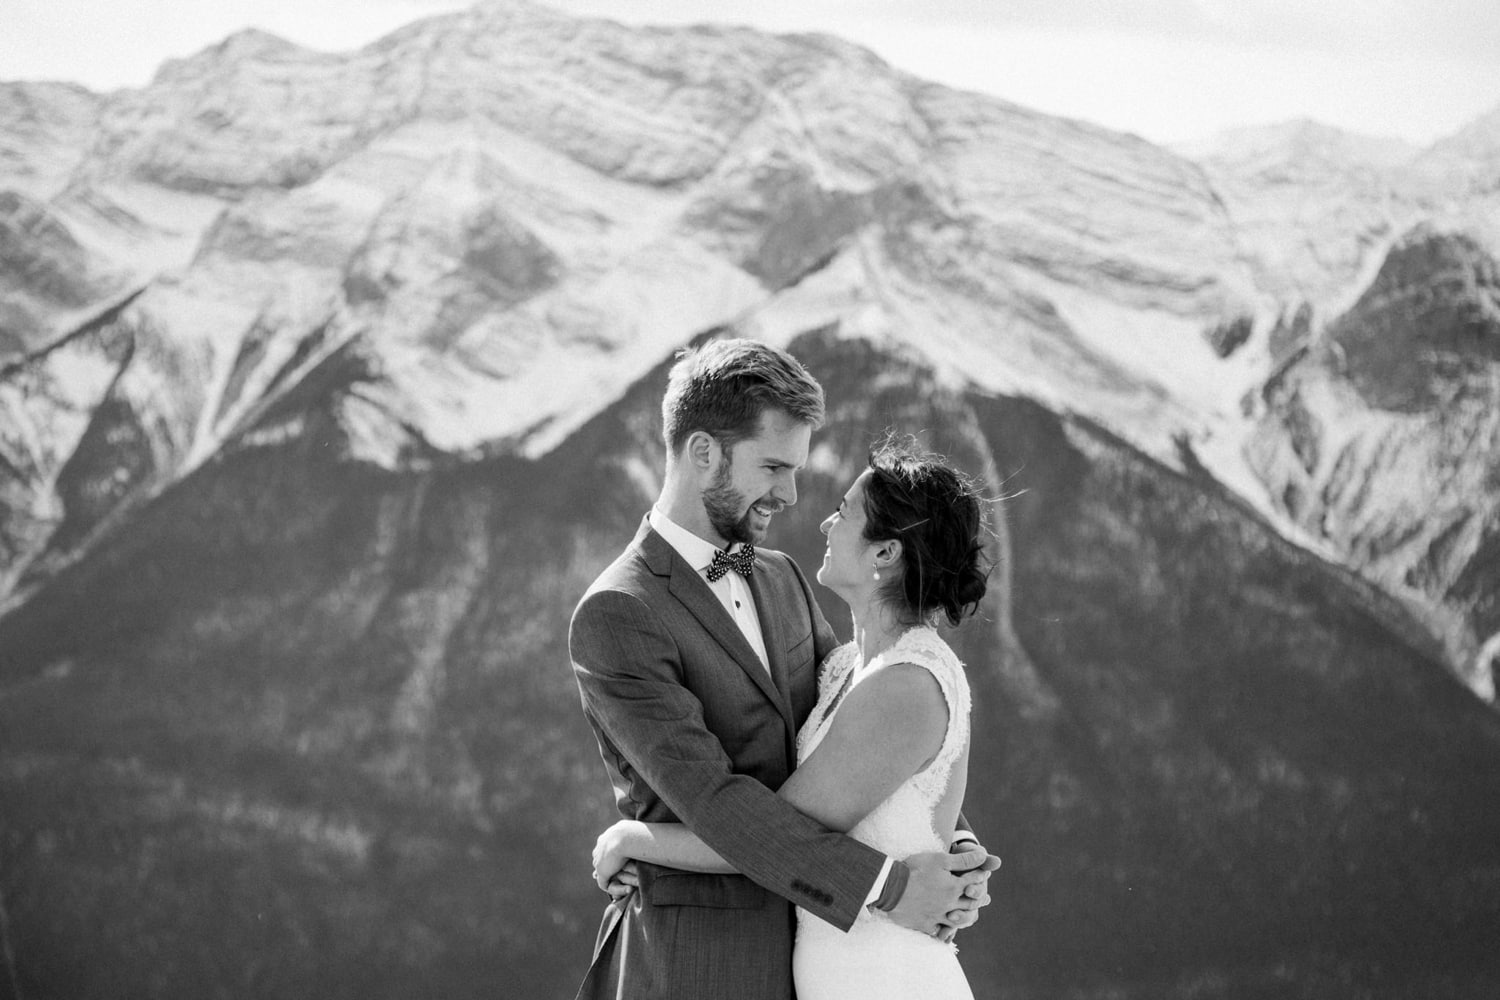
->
[780, 661, 947, 831]
[592, 819, 734, 889]
[592, 661, 949, 885]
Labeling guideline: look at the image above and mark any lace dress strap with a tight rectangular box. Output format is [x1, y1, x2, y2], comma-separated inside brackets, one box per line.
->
[882, 627, 970, 802]
[798, 643, 860, 761]
[817, 643, 860, 701]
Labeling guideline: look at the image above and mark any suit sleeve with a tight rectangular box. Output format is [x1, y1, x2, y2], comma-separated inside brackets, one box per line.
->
[570, 587, 885, 932]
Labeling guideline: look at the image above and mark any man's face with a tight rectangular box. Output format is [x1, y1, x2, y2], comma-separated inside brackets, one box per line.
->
[701, 409, 811, 546]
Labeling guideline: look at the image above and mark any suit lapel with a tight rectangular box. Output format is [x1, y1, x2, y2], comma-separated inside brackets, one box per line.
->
[635, 518, 791, 719]
[747, 566, 795, 725]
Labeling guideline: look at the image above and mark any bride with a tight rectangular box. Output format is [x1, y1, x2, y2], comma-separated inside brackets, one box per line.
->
[591, 438, 992, 1000]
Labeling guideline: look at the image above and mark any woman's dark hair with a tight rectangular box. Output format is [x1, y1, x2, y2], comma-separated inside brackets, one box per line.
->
[861, 436, 991, 627]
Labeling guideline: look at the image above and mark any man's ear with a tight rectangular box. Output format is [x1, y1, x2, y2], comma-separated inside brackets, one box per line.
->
[685, 430, 721, 472]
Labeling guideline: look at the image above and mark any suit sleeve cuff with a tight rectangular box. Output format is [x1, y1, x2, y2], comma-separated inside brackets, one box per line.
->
[862, 856, 896, 907]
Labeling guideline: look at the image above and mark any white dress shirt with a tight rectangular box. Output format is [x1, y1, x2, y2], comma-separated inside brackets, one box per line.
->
[649, 507, 770, 673]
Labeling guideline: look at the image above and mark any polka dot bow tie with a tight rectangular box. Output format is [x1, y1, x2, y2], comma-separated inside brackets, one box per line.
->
[706, 544, 756, 582]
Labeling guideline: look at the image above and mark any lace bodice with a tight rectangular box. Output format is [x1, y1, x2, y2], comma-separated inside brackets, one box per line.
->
[795, 626, 972, 862]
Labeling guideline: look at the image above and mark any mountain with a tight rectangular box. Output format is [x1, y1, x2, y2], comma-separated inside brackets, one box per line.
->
[1419, 102, 1500, 191]
[1247, 225, 1500, 697]
[1186, 111, 1500, 697]
[4, 328, 1499, 1000]
[1182, 118, 1420, 175]
[1186, 119, 1432, 314]
[3, 2, 1500, 998]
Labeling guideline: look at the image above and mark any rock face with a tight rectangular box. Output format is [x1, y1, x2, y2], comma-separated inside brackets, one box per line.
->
[1333, 228, 1500, 412]
[1248, 227, 1500, 696]
[0, 190, 136, 361]
[3, 2, 1500, 998]
[0, 81, 102, 202]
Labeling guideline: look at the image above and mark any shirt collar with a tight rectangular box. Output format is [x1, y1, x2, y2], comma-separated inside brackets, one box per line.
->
[649, 506, 745, 573]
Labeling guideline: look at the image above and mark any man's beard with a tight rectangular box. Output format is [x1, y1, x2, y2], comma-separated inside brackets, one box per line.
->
[702, 457, 775, 545]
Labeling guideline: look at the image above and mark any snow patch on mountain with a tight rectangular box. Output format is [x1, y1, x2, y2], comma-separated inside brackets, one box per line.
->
[386, 238, 769, 457]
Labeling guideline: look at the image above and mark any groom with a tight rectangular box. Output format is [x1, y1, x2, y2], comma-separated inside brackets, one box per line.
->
[569, 338, 995, 999]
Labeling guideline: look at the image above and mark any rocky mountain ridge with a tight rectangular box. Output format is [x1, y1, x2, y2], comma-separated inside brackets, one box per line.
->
[1246, 225, 1500, 695]
[11, 0, 1495, 692]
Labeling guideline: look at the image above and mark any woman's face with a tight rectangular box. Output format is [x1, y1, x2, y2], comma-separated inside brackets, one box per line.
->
[817, 470, 878, 593]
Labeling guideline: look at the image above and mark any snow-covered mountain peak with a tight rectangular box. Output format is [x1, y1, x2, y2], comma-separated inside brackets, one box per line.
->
[1184, 117, 1419, 176]
[1421, 101, 1500, 169]
[4, 0, 1500, 698]
[151, 28, 317, 87]
[1, 2, 1494, 518]
[4, 3, 1299, 466]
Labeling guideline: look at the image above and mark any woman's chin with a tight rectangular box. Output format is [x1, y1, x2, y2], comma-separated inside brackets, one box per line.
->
[816, 569, 852, 603]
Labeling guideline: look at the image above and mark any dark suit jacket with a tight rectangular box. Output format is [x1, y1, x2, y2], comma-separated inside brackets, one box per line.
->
[569, 516, 887, 1000]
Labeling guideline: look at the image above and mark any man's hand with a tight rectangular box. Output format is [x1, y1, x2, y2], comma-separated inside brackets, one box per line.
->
[885, 848, 990, 936]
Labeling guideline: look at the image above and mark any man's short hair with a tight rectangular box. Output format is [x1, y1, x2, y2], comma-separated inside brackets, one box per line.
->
[661, 338, 825, 457]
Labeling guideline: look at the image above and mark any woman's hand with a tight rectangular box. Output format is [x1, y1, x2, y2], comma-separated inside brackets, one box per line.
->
[597, 860, 639, 901]
[592, 820, 646, 895]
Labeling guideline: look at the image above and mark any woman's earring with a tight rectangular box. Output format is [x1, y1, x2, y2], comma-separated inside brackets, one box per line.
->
[872, 568, 881, 581]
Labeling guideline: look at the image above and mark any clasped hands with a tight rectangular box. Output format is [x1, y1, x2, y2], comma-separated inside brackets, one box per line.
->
[592, 823, 999, 942]
[887, 843, 1000, 943]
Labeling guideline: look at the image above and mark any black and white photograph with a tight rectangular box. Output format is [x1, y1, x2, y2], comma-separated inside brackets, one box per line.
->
[3, 2, 1499, 998]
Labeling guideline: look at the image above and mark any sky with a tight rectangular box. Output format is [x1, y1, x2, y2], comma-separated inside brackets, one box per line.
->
[3, 0, 1498, 148]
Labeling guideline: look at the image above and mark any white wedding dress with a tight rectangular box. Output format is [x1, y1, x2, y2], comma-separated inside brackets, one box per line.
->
[792, 626, 975, 1000]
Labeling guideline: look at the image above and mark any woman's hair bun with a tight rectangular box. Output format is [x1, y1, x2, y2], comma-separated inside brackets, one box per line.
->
[861, 435, 993, 627]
